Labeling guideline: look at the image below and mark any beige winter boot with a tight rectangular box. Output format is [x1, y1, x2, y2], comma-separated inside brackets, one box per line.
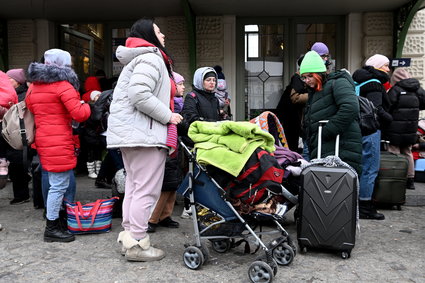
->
[121, 233, 165, 262]
[117, 230, 129, 256]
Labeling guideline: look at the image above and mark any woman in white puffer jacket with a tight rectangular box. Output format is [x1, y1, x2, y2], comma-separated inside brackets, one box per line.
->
[107, 18, 182, 262]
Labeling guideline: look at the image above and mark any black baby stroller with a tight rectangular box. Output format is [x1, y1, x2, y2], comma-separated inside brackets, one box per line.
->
[177, 140, 298, 283]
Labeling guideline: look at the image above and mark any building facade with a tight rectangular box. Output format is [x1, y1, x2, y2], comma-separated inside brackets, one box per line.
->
[1, 0, 424, 119]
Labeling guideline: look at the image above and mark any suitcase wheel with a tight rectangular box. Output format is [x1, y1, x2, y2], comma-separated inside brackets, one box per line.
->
[299, 245, 307, 254]
[341, 251, 350, 259]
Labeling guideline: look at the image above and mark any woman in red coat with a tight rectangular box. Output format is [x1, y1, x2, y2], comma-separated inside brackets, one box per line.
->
[26, 49, 91, 243]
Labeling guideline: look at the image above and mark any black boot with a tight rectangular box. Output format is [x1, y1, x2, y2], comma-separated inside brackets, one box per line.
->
[406, 178, 416, 190]
[59, 210, 73, 236]
[359, 200, 385, 220]
[44, 219, 75, 242]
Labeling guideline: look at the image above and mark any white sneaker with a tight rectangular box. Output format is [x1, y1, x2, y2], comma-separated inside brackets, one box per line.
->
[180, 208, 192, 219]
[88, 172, 98, 179]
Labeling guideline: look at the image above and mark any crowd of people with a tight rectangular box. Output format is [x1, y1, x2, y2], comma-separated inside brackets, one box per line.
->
[0, 17, 423, 264]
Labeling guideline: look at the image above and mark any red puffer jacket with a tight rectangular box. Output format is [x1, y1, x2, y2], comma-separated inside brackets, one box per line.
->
[26, 63, 91, 172]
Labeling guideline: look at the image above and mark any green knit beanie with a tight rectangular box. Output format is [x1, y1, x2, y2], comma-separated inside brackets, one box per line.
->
[299, 51, 327, 75]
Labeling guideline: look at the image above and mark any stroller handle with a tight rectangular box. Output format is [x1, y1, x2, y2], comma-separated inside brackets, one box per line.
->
[178, 137, 195, 159]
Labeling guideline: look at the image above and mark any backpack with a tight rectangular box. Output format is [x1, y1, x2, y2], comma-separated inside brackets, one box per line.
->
[1, 100, 35, 150]
[354, 79, 381, 136]
[357, 96, 380, 136]
[225, 148, 284, 205]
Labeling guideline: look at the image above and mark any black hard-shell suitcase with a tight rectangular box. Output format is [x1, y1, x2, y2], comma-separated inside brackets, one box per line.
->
[297, 121, 357, 259]
[373, 151, 408, 210]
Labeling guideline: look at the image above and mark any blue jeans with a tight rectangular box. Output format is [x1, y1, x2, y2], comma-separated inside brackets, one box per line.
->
[109, 149, 124, 170]
[302, 139, 310, 161]
[45, 170, 73, 220]
[42, 168, 76, 205]
[359, 130, 380, 200]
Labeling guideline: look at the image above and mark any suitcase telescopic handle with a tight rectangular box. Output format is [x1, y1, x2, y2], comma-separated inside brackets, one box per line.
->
[317, 120, 339, 158]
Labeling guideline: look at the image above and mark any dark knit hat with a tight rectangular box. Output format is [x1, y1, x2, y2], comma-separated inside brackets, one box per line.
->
[213, 65, 225, 80]
[297, 55, 305, 69]
[204, 71, 217, 80]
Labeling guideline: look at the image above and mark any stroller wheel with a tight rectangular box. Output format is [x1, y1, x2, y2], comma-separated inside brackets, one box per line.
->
[211, 239, 231, 253]
[183, 246, 204, 270]
[270, 258, 278, 276]
[272, 243, 294, 266]
[199, 242, 210, 263]
[286, 237, 297, 256]
[255, 255, 278, 276]
[248, 260, 274, 283]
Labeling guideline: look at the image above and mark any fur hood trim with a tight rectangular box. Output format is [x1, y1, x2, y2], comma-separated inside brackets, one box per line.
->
[27, 62, 80, 90]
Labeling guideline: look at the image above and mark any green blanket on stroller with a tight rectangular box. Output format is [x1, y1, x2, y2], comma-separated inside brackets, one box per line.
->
[188, 121, 275, 177]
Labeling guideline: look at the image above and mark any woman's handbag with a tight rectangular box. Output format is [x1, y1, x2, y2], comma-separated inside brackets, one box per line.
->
[65, 197, 119, 234]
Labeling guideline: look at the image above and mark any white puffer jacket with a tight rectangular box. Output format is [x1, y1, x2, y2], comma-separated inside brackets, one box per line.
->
[107, 45, 172, 149]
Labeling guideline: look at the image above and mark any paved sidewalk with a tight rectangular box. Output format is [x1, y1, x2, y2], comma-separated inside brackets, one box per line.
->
[406, 181, 425, 206]
[0, 176, 424, 282]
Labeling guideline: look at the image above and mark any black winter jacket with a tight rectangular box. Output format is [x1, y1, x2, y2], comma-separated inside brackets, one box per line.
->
[352, 66, 392, 127]
[181, 88, 221, 124]
[275, 74, 307, 151]
[81, 89, 113, 146]
[385, 78, 425, 145]
[179, 88, 221, 140]
[91, 89, 113, 132]
[162, 155, 183, 191]
[16, 84, 28, 102]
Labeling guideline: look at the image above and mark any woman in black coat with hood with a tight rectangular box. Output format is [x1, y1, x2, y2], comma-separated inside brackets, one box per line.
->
[385, 68, 425, 190]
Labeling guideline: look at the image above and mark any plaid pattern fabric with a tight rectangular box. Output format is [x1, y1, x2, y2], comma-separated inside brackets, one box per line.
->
[250, 111, 288, 148]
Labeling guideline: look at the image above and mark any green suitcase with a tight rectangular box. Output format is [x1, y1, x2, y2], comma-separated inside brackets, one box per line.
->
[373, 151, 408, 210]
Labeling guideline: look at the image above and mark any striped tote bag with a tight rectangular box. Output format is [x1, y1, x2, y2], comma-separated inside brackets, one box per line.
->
[65, 197, 119, 234]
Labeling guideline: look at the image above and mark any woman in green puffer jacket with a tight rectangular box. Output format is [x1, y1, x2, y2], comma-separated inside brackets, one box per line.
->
[301, 51, 362, 175]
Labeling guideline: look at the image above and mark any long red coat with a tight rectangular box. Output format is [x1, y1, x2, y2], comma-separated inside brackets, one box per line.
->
[26, 64, 91, 172]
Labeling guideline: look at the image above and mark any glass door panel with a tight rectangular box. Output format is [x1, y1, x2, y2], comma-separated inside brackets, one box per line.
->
[61, 27, 94, 82]
[244, 24, 284, 119]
